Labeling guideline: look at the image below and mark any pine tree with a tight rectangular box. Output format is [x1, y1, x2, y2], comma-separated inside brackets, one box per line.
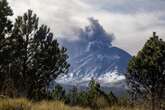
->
[51, 84, 65, 100]
[126, 32, 165, 110]
[0, 0, 13, 94]
[108, 91, 117, 105]
[0, 9, 70, 99]
[88, 79, 113, 109]
[0, 0, 13, 37]
[88, 78, 100, 109]
[69, 86, 79, 105]
[16, 10, 69, 99]
[76, 91, 89, 106]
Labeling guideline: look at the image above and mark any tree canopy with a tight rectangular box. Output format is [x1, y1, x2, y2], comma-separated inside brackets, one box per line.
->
[0, 1, 70, 99]
[126, 32, 165, 110]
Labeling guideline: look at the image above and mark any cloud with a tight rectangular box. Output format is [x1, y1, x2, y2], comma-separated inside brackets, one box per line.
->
[83, 0, 165, 14]
[60, 18, 114, 58]
[8, 0, 165, 55]
[77, 17, 114, 44]
[8, 0, 90, 39]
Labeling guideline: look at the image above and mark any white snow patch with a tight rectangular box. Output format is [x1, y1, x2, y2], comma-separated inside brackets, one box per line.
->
[56, 69, 126, 87]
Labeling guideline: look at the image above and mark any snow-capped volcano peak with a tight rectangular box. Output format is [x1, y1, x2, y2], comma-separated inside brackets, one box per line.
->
[86, 40, 111, 52]
[57, 18, 132, 89]
[57, 42, 131, 86]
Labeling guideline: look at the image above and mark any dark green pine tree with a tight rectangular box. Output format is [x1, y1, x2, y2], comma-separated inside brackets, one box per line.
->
[107, 91, 117, 105]
[126, 32, 165, 110]
[0, 0, 13, 94]
[76, 91, 89, 106]
[88, 78, 113, 109]
[51, 84, 65, 100]
[2, 10, 70, 99]
[68, 86, 79, 105]
[88, 78, 101, 108]
[0, 0, 13, 37]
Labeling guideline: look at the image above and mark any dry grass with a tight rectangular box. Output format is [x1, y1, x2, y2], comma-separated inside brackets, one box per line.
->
[0, 98, 146, 110]
[0, 98, 31, 110]
[32, 100, 90, 110]
[0, 98, 90, 110]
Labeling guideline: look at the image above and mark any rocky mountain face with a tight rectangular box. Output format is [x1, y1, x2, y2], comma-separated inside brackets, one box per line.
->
[56, 18, 132, 94]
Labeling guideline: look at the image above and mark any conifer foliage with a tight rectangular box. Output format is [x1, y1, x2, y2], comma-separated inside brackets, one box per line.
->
[0, 0, 13, 37]
[0, 0, 70, 100]
[127, 32, 165, 110]
[0, 0, 13, 95]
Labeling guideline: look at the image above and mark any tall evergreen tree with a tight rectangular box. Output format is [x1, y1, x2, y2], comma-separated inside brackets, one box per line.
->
[0, 0, 13, 94]
[126, 32, 165, 110]
[51, 84, 65, 100]
[0, 0, 13, 37]
[88, 78, 100, 103]
[88, 79, 113, 109]
[0, 9, 70, 99]
[88, 78, 101, 109]
[15, 10, 69, 99]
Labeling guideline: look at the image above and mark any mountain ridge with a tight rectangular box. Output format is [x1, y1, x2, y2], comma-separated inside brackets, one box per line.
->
[56, 18, 132, 93]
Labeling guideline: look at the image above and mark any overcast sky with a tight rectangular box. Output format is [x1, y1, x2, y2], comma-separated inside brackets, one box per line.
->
[8, 0, 165, 55]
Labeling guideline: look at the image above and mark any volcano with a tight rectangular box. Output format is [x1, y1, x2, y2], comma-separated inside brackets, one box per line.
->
[57, 18, 132, 94]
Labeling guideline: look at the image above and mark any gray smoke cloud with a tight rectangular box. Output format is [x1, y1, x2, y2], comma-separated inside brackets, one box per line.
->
[60, 18, 114, 58]
[78, 17, 114, 44]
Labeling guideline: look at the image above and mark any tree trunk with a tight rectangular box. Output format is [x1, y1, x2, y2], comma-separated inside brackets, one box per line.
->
[151, 92, 155, 110]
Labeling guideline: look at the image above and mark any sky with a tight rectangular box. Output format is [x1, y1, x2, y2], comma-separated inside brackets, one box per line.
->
[8, 0, 165, 55]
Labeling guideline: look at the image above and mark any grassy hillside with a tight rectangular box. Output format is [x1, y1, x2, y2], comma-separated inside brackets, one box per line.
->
[0, 98, 145, 110]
